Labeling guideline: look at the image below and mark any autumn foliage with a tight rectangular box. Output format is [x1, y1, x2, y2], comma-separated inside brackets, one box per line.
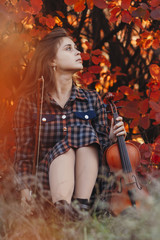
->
[0, 0, 160, 178]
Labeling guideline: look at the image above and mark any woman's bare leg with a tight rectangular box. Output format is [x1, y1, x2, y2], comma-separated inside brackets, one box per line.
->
[74, 145, 99, 200]
[49, 148, 75, 204]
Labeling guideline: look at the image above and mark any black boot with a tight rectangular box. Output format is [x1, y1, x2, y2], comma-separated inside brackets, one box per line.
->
[53, 200, 82, 221]
[73, 198, 90, 212]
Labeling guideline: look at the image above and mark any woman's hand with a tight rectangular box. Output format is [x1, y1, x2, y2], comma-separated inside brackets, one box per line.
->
[109, 116, 126, 143]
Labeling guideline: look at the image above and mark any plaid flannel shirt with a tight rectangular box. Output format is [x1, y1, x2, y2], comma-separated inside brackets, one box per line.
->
[13, 83, 111, 192]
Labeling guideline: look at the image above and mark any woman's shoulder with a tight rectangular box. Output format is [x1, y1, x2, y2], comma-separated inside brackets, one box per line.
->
[78, 86, 100, 99]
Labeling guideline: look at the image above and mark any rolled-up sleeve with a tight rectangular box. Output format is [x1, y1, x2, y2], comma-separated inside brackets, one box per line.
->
[91, 91, 111, 155]
[13, 97, 35, 190]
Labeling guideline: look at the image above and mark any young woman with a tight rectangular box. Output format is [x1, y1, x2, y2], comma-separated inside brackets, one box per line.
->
[13, 27, 126, 219]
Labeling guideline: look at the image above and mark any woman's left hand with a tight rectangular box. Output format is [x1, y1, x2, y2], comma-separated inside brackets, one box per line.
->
[109, 116, 126, 143]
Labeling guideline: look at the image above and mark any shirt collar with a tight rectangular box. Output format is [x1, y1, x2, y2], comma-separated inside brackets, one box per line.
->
[70, 83, 88, 102]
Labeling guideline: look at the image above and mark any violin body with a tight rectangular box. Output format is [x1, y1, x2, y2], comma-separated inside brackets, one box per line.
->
[104, 93, 148, 216]
[106, 141, 147, 216]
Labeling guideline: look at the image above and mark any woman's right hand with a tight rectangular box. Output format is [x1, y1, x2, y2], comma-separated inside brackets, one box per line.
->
[21, 189, 35, 215]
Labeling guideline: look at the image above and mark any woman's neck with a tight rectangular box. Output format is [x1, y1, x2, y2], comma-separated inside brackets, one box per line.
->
[49, 73, 73, 107]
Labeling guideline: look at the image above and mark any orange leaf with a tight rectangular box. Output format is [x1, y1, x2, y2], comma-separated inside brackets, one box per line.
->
[74, 0, 86, 12]
[93, 0, 108, 9]
[86, 0, 94, 9]
[88, 65, 102, 74]
[121, 0, 131, 9]
[30, 0, 43, 14]
[152, 39, 160, 49]
[121, 10, 132, 23]
[46, 15, 56, 29]
[149, 64, 160, 80]
[91, 56, 100, 65]
[143, 39, 153, 49]
[56, 11, 65, 18]
[64, 0, 77, 5]
[139, 115, 150, 129]
[81, 52, 90, 60]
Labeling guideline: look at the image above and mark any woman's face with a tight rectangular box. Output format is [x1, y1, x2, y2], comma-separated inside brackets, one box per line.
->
[52, 37, 83, 73]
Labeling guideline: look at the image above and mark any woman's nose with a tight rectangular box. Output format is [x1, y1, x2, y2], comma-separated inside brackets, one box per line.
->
[75, 49, 81, 55]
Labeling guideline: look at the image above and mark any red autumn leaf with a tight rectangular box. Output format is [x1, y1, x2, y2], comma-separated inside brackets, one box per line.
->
[81, 52, 90, 60]
[91, 56, 100, 65]
[139, 115, 150, 129]
[46, 15, 56, 29]
[149, 64, 160, 80]
[56, 11, 65, 18]
[150, 91, 160, 102]
[152, 39, 160, 49]
[149, 109, 156, 119]
[113, 92, 124, 101]
[64, 0, 77, 5]
[149, 100, 160, 112]
[100, 57, 111, 67]
[30, 0, 43, 14]
[82, 72, 94, 85]
[130, 117, 140, 128]
[150, 0, 160, 7]
[127, 93, 140, 101]
[91, 49, 102, 55]
[133, 18, 143, 30]
[132, 7, 148, 19]
[143, 39, 153, 49]
[110, 7, 121, 21]
[150, 6, 160, 20]
[119, 101, 139, 118]
[93, 0, 108, 9]
[39, 16, 47, 25]
[121, 0, 131, 9]
[139, 99, 149, 114]
[74, 0, 86, 12]
[121, 10, 132, 23]
[86, 0, 94, 9]
[119, 86, 133, 95]
[155, 112, 160, 122]
[83, 41, 92, 50]
[88, 65, 102, 74]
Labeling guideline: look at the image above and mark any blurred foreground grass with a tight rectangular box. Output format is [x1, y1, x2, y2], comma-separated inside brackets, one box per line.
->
[1, 165, 160, 240]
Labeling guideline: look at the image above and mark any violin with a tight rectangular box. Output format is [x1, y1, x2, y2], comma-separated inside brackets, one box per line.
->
[104, 93, 148, 216]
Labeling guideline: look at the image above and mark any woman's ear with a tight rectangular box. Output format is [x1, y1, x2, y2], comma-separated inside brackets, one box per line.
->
[48, 58, 56, 67]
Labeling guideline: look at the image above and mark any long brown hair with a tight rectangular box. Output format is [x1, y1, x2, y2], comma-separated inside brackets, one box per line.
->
[17, 27, 69, 99]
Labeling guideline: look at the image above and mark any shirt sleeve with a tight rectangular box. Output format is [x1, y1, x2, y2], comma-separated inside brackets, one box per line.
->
[13, 97, 35, 190]
[91, 91, 111, 155]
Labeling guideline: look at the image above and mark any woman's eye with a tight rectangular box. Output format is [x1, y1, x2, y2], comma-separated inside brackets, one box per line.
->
[66, 46, 72, 51]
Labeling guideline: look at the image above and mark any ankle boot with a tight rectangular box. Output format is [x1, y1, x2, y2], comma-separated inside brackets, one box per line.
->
[53, 200, 82, 221]
[73, 198, 90, 212]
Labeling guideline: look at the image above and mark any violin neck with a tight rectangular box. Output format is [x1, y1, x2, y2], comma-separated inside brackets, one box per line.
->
[113, 112, 132, 173]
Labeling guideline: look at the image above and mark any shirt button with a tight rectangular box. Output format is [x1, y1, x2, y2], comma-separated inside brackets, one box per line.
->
[62, 115, 66, 119]
[42, 117, 46, 122]
[63, 127, 67, 131]
[84, 115, 89, 119]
